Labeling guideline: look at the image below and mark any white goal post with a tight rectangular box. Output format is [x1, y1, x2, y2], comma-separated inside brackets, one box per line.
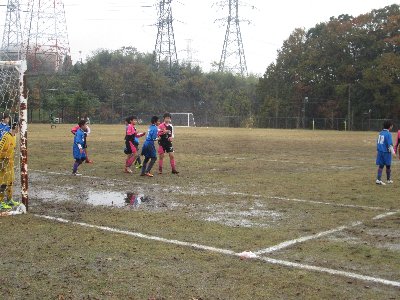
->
[0, 60, 28, 208]
[170, 113, 196, 127]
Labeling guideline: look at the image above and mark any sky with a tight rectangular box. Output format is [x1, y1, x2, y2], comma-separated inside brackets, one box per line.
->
[0, 0, 399, 75]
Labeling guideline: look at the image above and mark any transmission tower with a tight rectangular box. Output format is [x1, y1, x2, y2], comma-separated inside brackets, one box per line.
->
[0, 0, 23, 61]
[24, 0, 72, 73]
[218, 0, 248, 76]
[154, 0, 178, 68]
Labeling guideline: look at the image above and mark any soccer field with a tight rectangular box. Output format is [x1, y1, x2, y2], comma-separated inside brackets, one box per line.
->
[1, 124, 399, 299]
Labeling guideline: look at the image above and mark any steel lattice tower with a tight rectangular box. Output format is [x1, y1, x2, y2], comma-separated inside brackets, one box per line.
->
[218, 0, 247, 76]
[24, 0, 71, 73]
[154, 0, 178, 68]
[0, 0, 23, 61]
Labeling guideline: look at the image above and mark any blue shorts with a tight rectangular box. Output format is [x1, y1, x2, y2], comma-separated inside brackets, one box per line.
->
[73, 145, 87, 160]
[141, 141, 156, 158]
[376, 151, 391, 166]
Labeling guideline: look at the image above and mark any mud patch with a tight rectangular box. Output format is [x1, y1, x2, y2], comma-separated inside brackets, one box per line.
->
[201, 201, 283, 228]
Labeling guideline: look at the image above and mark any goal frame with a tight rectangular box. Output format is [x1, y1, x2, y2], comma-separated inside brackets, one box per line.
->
[170, 112, 196, 127]
[0, 60, 28, 209]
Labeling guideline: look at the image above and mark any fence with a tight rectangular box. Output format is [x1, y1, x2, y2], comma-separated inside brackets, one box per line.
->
[194, 115, 400, 131]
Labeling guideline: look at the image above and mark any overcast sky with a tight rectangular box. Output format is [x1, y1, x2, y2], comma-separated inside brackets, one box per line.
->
[1, 0, 398, 75]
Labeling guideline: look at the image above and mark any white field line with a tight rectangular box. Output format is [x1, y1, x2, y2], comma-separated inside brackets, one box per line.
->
[254, 221, 363, 255]
[266, 196, 388, 211]
[253, 210, 400, 255]
[372, 211, 400, 220]
[33, 214, 400, 288]
[258, 256, 400, 288]
[31, 170, 389, 211]
[34, 214, 235, 256]
[223, 156, 359, 169]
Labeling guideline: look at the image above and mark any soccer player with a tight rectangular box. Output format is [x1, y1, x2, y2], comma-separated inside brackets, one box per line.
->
[394, 129, 400, 159]
[72, 119, 88, 176]
[376, 120, 396, 185]
[0, 130, 18, 209]
[124, 116, 145, 173]
[158, 112, 179, 174]
[71, 122, 93, 164]
[140, 116, 162, 177]
[0, 113, 16, 139]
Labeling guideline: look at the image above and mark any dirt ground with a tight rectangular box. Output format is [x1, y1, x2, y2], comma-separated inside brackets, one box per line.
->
[0, 124, 399, 299]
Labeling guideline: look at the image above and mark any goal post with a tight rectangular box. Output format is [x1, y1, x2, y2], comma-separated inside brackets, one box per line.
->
[170, 113, 196, 127]
[0, 60, 28, 209]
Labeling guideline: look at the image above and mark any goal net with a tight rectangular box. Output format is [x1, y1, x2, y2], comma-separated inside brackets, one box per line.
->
[170, 113, 196, 127]
[0, 60, 28, 212]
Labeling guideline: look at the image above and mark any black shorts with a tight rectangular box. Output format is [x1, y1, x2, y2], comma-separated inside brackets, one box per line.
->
[158, 142, 174, 154]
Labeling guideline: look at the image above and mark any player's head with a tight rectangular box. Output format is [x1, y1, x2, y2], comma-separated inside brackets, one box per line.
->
[163, 112, 171, 124]
[383, 120, 393, 130]
[1, 113, 10, 124]
[78, 119, 87, 129]
[131, 115, 138, 125]
[151, 115, 159, 125]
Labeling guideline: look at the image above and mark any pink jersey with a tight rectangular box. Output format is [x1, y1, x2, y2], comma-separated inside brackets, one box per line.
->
[126, 124, 145, 138]
[395, 130, 400, 154]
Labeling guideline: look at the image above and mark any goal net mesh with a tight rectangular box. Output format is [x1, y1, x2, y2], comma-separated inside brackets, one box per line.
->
[170, 113, 196, 127]
[0, 60, 27, 209]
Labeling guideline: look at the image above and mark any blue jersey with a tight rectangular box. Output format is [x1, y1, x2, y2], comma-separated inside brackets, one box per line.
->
[73, 128, 86, 160]
[145, 124, 158, 141]
[0, 122, 11, 140]
[377, 129, 393, 153]
[141, 124, 158, 158]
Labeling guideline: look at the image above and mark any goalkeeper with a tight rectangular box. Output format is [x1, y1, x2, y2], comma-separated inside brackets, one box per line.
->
[0, 113, 18, 209]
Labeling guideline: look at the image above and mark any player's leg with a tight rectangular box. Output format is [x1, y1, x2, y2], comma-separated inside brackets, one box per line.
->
[134, 145, 142, 168]
[386, 165, 393, 183]
[125, 154, 135, 173]
[169, 151, 179, 174]
[85, 146, 93, 163]
[158, 145, 165, 174]
[146, 157, 157, 177]
[140, 157, 150, 176]
[72, 159, 83, 175]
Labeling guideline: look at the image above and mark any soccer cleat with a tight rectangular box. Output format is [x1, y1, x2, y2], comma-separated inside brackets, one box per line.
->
[72, 172, 82, 176]
[6, 199, 20, 207]
[135, 164, 143, 169]
[85, 159, 93, 164]
[172, 169, 179, 174]
[0, 201, 12, 209]
[387, 180, 394, 184]
[145, 172, 154, 177]
[376, 179, 386, 185]
[124, 167, 133, 174]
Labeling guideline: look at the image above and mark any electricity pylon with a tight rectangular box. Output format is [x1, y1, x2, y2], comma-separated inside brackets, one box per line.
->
[218, 0, 248, 76]
[0, 0, 23, 61]
[24, 0, 72, 73]
[154, 0, 178, 68]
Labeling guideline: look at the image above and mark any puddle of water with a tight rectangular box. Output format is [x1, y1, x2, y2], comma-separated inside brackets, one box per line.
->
[86, 191, 145, 208]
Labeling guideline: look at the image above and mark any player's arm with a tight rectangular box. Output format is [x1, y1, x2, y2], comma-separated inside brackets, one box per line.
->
[74, 131, 84, 153]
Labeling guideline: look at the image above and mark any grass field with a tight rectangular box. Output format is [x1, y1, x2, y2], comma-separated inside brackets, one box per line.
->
[1, 124, 399, 299]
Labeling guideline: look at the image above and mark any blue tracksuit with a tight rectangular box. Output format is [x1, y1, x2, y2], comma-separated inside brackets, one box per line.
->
[141, 124, 158, 158]
[73, 128, 87, 160]
[376, 129, 393, 166]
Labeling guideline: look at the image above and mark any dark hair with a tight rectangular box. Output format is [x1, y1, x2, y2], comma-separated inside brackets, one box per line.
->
[78, 119, 87, 127]
[383, 120, 393, 129]
[151, 116, 159, 124]
[126, 116, 136, 123]
[163, 112, 171, 119]
[2, 112, 10, 120]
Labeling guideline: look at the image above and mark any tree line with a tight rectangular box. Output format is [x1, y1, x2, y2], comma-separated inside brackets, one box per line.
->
[27, 4, 400, 128]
